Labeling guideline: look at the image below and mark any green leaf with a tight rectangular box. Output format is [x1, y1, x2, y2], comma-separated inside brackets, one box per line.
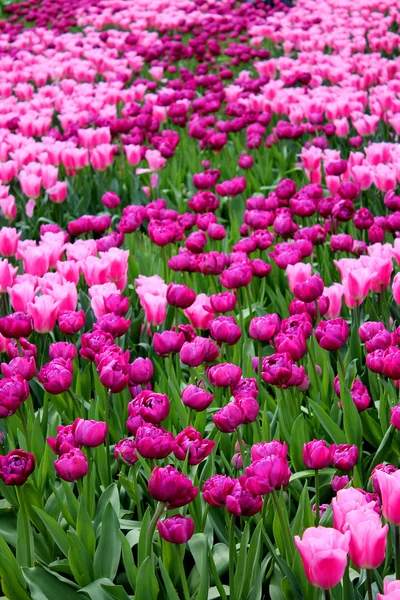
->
[16, 490, 34, 568]
[77, 498, 96, 560]
[94, 484, 120, 532]
[242, 520, 263, 600]
[94, 502, 121, 582]
[292, 483, 314, 537]
[23, 566, 80, 600]
[159, 559, 180, 600]
[34, 508, 70, 558]
[120, 532, 137, 592]
[196, 534, 210, 600]
[68, 532, 94, 587]
[308, 400, 347, 444]
[234, 522, 250, 600]
[135, 557, 159, 600]
[0, 536, 31, 600]
[137, 507, 151, 567]
[290, 415, 309, 472]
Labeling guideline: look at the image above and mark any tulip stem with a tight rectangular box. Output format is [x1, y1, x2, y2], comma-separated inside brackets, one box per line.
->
[17, 406, 30, 450]
[105, 392, 111, 486]
[236, 427, 246, 469]
[324, 590, 330, 600]
[228, 512, 236, 600]
[161, 246, 168, 280]
[271, 489, 294, 564]
[130, 464, 142, 521]
[366, 569, 373, 600]
[177, 544, 191, 600]
[314, 469, 320, 527]
[257, 340, 263, 398]
[396, 525, 400, 580]
[337, 351, 345, 379]
[146, 501, 166, 558]
[236, 291, 245, 343]
[16, 339, 23, 357]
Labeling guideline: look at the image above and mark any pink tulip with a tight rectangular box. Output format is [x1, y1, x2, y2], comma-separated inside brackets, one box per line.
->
[184, 293, 215, 330]
[376, 469, 400, 525]
[295, 527, 350, 590]
[0, 227, 20, 257]
[135, 274, 167, 326]
[332, 487, 377, 532]
[323, 284, 344, 318]
[286, 262, 312, 293]
[393, 273, 400, 305]
[27, 295, 60, 334]
[19, 173, 41, 199]
[125, 145, 142, 166]
[0, 259, 17, 293]
[345, 510, 387, 569]
[378, 580, 400, 600]
[8, 282, 37, 312]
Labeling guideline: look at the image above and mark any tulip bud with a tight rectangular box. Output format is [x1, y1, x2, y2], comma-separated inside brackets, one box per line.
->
[0, 312, 33, 339]
[332, 444, 358, 472]
[114, 438, 138, 465]
[166, 283, 196, 309]
[37, 359, 73, 394]
[303, 440, 333, 470]
[181, 385, 214, 411]
[148, 465, 198, 509]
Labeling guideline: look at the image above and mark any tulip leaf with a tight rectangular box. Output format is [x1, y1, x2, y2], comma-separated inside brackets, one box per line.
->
[137, 506, 151, 567]
[338, 370, 362, 450]
[308, 400, 347, 445]
[0, 536, 31, 600]
[159, 559, 181, 600]
[34, 507, 70, 558]
[76, 498, 96, 560]
[135, 557, 159, 600]
[68, 533, 94, 587]
[23, 566, 80, 599]
[120, 532, 137, 592]
[94, 503, 121, 582]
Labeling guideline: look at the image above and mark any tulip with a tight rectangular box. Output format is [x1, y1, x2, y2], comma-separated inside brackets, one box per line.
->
[331, 475, 350, 493]
[157, 515, 195, 544]
[136, 425, 175, 459]
[181, 385, 214, 411]
[345, 510, 387, 569]
[220, 263, 253, 289]
[233, 395, 259, 424]
[231, 378, 258, 399]
[0, 450, 35, 486]
[128, 390, 170, 425]
[202, 475, 237, 507]
[210, 316, 241, 345]
[104, 294, 130, 317]
[27, 296, 60, 334]
[274, 331, 307, 361]
[261, 353, 293, 386]
[80, 331, 114, 362]
[1, 355, 36, 380]
[102, 191, 120, 209]
[332, 488, 378, 532]
[37, 359, 73, 394]
[98, 358, 129, 393]
[54, 448, 88, 482]
[210, 292, 236, 313]
[378, 579, 400, 600]
[332, 444, 359, 472]
[173, 427, 215, 465]
[244, 455, 291, 495]
[376, 469, 400, 525]
[0, 227, 20, 257]
[207, 363, 242, 387]
[179, 337, 208, 367]
[72, 419, 108, 447]
[0, 312, 33, 339]
[315, 318, 349, 351]
[129, 358, 153, 384]
[153, 330, 186, 357]
[114, 438, 138, 465]
[58, 310, 86, 335]
[251, 441, 288, 462]
[148, 465, 198, 509]
[303, 440, 333, 470]
[213, 403, 244, 433]
[166, 283, 196, 309]
[47, 425, 80, 455]
[226, 482, 263, 516]
[184, 293, 214, 329]
[249, 314, 281, 341]
[294, 527, 350, 589]
[49, 342, 77, 361]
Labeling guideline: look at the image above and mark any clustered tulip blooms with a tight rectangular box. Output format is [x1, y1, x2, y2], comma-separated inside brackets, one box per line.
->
[1, 0, 400, 595]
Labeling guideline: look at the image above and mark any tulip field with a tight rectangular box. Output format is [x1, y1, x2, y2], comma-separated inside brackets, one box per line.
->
[2, 0, 400, 597]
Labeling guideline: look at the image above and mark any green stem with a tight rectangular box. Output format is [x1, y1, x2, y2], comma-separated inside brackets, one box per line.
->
[337, 351, 346, 379]
[228, 512, 236, 600]
[271, 489, 294, 564]
[17, 406, 30, 450]
[131, 464, 143, 521]
[177, 544, 191, 600]
[175, 306, 180, 331]
[105, 392, 111, 486]
[315, 470, 320, 527]
[324, 590, 331, 600]
[161, 246, 168, 281]
[366, 569, 373, 600]
[237, 291, 245, 341]
[257, 340, 263, 398]
[146, 502, 166, 557]
[236, 427, 246, 469]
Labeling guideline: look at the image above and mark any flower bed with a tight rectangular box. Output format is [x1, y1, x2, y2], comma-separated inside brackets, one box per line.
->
[0, 0, 400, 598]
